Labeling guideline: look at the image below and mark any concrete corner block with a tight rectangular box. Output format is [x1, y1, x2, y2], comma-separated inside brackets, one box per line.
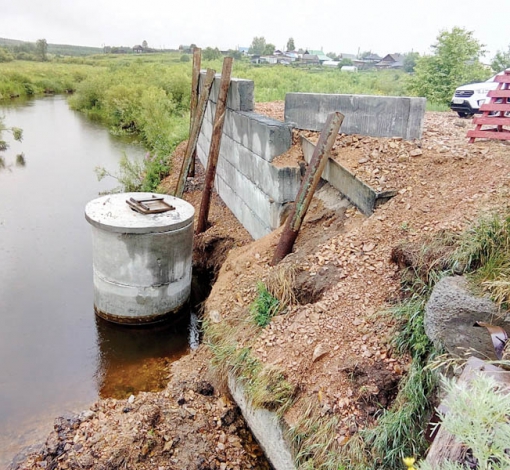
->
[228, 111, 293, 161]
[200, 72, 254, 111]
[218, 133, 300, 203]
[214, 175, 271, 239]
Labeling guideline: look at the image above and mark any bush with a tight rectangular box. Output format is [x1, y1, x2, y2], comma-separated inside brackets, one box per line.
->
[180, 54, 190, 62]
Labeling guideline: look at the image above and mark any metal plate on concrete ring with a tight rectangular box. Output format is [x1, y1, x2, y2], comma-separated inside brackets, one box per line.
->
[85, 192, 195, 234]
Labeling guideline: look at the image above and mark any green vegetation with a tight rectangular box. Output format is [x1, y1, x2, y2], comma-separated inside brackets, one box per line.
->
[453, 214, 510, 308]
[491, 44, 510, 74]
[0, 61, 90, 99]
[35, 39, 48, 62]
[418, 374, 510, 470]
[0, 117, 23, 169]
[67, 59, 191, 189]
[408, 27, 490, 105]
[250, 282, 281, 327]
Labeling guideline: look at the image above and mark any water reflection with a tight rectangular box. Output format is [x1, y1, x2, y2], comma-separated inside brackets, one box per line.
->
[0, 153, 27, 171]
[94, 312, 191, 399]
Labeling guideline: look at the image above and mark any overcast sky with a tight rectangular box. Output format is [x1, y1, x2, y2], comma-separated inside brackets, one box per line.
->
[1, 0, 509, 59]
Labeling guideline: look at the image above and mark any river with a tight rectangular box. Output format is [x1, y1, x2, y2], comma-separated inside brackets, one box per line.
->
[0, 96, 191, 466]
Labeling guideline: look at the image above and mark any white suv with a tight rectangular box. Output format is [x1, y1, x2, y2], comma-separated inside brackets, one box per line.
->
[450, 73, 504, 117]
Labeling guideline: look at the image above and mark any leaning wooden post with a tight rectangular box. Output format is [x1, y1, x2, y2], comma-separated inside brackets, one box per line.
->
[271, 112, 344, 265]
[196, 57, 233, 234]
[174, 68, 215, 199]
[188, 47, 201, 177]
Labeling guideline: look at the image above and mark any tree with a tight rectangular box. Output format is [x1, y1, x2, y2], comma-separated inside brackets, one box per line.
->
[0, 47, 14, 63]
[338, 58, 353, 67]
[142, 40, 148, 49]
[203, 47, 221, 61]
[286, 37, 295, 51]
[35, 38, 48, 61]
[403, 51, 420, 73]
[249, 37, 267, 55]
[227, 49, 243, 60]
[327, 52, 339, 61]
[408, 27, 489, 105]
[491, 45, 510, 72]
[180, 54, 190, 62]
[263, 43, 275, 55]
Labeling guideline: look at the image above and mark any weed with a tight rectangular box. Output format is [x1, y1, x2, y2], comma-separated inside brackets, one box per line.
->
[287, 397, 343, 470]
[453, 214, 510, 308]
[417, 373, 510, 470]
[250, 282, 280, 327]
[265, 264, 297, 312]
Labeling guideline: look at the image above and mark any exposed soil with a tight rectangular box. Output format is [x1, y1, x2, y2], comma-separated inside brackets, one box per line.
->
[10, 104, 510, 469]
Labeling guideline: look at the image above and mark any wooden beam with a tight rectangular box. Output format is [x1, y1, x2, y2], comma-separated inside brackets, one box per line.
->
[196, 57, 233, 234]
[174, 68, 215, 199]
[271, 112, 344, 265]
[188, 47, 201, 177]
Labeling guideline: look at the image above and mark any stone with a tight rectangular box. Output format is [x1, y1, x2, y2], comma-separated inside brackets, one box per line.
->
[409, 148, 423, 157]
[128, 395, 135, 404]
[209, 310, 222, 323]
[312, 343, 331, 362]
[424, 276, 509, 358]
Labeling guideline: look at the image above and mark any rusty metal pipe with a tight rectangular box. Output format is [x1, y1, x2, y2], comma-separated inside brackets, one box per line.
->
[271, 111, 344, 265]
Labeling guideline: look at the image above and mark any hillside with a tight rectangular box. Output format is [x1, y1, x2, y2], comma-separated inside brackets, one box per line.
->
[0, 37, 103, 56]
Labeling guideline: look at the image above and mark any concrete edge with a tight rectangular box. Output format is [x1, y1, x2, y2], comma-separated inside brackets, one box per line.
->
[301, 136, 396, 216]
[228, 374, 296, 470]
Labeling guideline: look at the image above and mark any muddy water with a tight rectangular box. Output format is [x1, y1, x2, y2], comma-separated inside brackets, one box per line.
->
[0, 96, 192, 466]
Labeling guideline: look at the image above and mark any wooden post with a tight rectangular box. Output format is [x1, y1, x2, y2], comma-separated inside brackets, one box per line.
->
[174, 68, 215, 199]
[188, 47, 201, 177]
[196, 57, 233, 234]
[271, 112, 344, 265]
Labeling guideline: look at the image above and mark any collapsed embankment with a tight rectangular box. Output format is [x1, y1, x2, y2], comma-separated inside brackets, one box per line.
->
[10, 107, 510, 470]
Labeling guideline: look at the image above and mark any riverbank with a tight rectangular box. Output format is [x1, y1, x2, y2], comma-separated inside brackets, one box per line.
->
[10, 106, 510, 469]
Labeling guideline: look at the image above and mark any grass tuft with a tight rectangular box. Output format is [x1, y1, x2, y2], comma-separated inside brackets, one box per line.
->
[250, 281, 281, 327]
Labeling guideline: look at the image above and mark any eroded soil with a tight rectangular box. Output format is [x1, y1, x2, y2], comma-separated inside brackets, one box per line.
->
[11, 105, 510, 469]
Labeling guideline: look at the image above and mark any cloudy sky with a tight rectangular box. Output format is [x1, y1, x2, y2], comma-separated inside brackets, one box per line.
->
[1, 0, 509, 59]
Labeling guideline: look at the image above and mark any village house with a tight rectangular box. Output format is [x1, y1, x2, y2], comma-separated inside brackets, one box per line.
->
[376, 53, 404, 69]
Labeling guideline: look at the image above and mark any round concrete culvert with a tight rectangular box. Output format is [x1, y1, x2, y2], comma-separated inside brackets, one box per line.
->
[85, 192, 195, 324]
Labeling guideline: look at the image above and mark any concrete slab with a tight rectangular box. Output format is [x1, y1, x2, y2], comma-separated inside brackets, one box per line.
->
[285, 93, 426, 140]
[229, 374, 296, 470]
[205, 101, 293, 161]
[301, 136, 396, 216]
[198, 129, 300, 203]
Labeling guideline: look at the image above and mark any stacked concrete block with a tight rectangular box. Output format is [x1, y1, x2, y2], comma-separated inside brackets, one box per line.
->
[285, 93, 426, 140]
[197, 73, 298, 239]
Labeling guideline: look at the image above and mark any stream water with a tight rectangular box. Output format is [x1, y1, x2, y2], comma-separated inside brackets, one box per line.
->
[0, 96, 193, 466]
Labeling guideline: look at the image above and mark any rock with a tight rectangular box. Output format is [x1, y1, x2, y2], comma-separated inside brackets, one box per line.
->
[312, 343, 331, 362]
[424, 276, 509, 358]
[362, 242, 375, 252]
[196, 381, 215, 396]
[209, 310, 222, 323]
[128, 395, 135, 404]
[410, 148, 423, 157]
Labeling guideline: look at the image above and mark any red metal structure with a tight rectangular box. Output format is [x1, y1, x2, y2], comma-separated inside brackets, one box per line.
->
[468, 69, 510, 142]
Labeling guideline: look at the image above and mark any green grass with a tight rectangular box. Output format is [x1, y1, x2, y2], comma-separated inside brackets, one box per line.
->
[250, 282, 281, 327]
[453, 213, 510, 308]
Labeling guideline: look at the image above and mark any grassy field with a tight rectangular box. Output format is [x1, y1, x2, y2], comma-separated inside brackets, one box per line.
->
[0, 53, 448, 189]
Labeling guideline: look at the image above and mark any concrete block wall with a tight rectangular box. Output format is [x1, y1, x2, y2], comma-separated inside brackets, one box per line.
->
[285, 93, 426, 139]
[197, 73, 299, 239]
